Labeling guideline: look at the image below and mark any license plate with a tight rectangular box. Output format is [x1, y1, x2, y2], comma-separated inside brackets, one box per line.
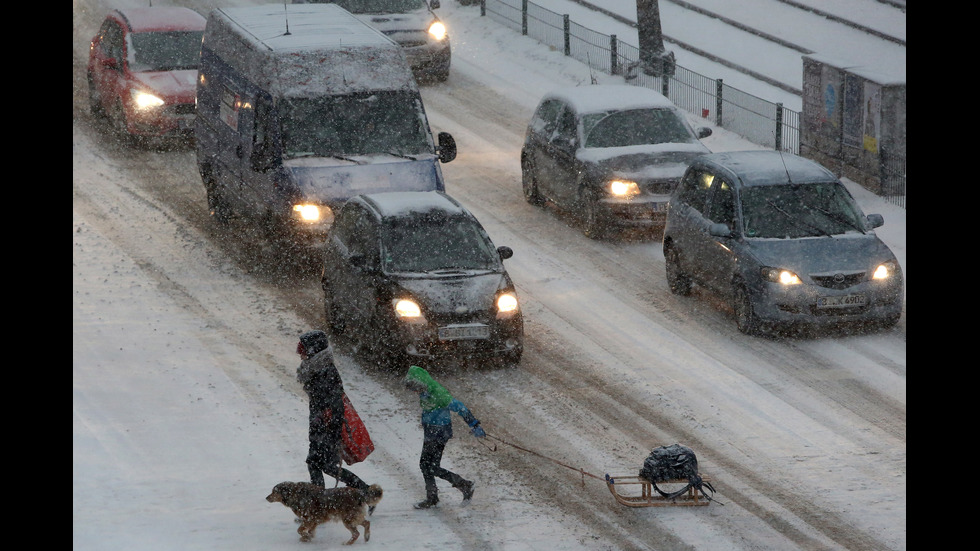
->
[816, 294, 866, 309]
[438, 324, 490, 341]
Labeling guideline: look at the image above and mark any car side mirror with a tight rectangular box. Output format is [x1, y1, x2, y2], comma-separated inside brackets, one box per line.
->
[497, 246, 514, 260]
[866, 213, 884, 229]
[697, 127, 712, 139]
[709, 223, 732, 238]
[438, 132, 456, 163]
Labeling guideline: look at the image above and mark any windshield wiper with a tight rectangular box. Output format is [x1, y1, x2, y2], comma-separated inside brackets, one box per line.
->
[806, 204, 867, 234]
[766, 199, 831, 237]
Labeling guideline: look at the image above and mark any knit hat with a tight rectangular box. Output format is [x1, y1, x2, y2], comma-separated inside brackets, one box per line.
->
[298, 330, 329, 356]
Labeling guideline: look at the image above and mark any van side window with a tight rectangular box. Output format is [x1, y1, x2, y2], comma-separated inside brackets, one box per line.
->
[99, 21, 124, 64]
[349, 215, 379, 269]
[530, 99, 563, 137]
[677, 170, 713, 212]
[706, 179, 737, 231]
[552, 108, 577, 151]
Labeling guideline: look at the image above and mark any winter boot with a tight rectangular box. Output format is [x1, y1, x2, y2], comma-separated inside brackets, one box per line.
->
[455, 479, 475, 502]
[414, 486, 439, 509]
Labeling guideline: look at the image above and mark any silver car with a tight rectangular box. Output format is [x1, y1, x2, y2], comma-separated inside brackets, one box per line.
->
[302, 1, 451, 82]
[662, 150, 903, 335]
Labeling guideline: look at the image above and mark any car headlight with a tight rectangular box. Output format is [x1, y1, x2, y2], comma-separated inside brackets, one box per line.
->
[872, 261, 898, 280]
[608, 180, 640, 198]
[393, 298, 424, 317]
[496, 292, 519, 317]
[131, 89, 164, 110]
[292, 204, 322, 223]
[761, 267, 801, 285]
[428, 21, 447, 41]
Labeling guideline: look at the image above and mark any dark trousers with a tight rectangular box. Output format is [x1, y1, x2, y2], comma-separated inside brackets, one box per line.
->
[307, 444, 368, 490]
[420, 437, 466, 498]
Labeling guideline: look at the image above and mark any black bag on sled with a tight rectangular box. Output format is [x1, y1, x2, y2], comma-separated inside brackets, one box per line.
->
[639, 444, 716, 501]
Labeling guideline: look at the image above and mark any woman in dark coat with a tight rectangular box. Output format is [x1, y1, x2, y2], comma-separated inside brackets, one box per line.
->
[296, 330, 370, 492]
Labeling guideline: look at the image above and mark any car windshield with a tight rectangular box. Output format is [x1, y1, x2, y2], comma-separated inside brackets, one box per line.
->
[279, 92, 432, 159]
[740, 183, 868, 239]
[381, 214, 499, 273]
[129, 31, 203, 72]
[329, 0, 426, 13]
[582, 108, 696, 148]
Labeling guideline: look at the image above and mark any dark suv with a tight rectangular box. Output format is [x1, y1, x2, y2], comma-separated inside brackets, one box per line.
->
[322, 191, 524, 367]
[662, 151, 903, 335]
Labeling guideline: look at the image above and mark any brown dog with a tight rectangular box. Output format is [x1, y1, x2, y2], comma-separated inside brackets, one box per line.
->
[266, 482, 383, 544]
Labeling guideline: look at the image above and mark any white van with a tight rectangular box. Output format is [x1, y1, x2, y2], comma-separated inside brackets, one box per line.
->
[194, 3, 456, 244]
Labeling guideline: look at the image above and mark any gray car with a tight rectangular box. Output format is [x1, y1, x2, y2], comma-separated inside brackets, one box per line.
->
[521, 84, 712, 238]
[662, 151, 903, 335]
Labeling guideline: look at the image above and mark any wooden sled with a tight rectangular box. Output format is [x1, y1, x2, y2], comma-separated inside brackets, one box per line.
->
[605, 474, 712, 507]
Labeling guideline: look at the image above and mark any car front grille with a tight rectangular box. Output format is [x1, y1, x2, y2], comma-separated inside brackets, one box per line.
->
[171, 103, 196, 116]
[811, 272, 867, 290]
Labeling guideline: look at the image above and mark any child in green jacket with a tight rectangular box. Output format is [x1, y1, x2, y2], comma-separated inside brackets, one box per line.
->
[404, 365, 486, 509]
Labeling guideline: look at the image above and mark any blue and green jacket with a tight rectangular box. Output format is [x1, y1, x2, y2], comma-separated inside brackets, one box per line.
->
[405, 365, 481, 441]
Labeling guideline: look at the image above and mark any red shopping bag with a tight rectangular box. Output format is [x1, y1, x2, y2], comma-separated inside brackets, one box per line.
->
[339, 394, 374, 465]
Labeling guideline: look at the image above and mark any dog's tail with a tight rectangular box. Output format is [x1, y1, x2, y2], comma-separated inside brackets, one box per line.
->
[361, 484, 383, 506]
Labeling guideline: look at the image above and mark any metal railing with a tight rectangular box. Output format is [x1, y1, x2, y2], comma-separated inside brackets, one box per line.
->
[477, 0, 905, 208]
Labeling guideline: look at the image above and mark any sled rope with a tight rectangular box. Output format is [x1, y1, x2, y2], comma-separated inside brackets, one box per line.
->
[485, 432, 604, 486]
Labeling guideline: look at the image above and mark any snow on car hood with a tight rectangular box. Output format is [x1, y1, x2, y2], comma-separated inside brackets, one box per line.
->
[396, 271, 505, 314]
[578, 143, 709, 179]
[285, 155, 442, 203]
[354, 8, 434, 37]
[746, 232, 897, 276]
[132, 70, 198, 102]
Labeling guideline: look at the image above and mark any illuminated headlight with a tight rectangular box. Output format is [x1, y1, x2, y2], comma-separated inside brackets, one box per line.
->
[872, 261, 898, 280]
[292, 204, 322, 223]
[131, 89, 164, 110]
[428, 21, 447, 41]
[393, 298, 426, 322]
[761, 267, 801, 285]
[496, 292, 519, 316]
[608, 180, 639, 198]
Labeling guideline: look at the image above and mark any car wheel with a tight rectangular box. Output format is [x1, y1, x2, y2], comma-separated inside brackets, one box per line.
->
[733, 283, 763, 335]
[665, 244, 693, 296]
[87, 73, 105, 118]
[204, 174, 232, 225]
[521, 158, 545, 206]
[324, 291, 345, 337]
[109, 100, 134, 144]
[582, 189, 607, 239]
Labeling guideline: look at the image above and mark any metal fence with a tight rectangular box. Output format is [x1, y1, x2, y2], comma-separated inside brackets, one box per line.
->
[478, 0, 904, 209]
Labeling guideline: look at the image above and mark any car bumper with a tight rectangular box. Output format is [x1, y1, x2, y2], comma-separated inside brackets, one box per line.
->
[752, 279, 904, 326]
[125, 102, 196, 138]
[402, 43, 451, 76]
[600, 197, 670, 228]
[396, 314, 524, 360]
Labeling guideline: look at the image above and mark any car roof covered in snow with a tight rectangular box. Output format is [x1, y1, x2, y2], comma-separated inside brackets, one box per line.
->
[541, 84, 679, 115]
[691, 150, 839, 188]
[203, 3, 413, 97]
[114, 7, 206, 33]
[355, 191, 469, 220]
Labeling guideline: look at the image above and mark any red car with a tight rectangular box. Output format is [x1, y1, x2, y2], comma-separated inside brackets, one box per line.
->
[87, 7, 206, 142]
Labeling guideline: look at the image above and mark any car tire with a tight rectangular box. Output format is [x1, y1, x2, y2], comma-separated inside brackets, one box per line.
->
[324, 291, 346, 337]
[204, 174, 232, 225]
[521, 158, 545, 206]
[733, 283, 763, 335]
[582, 189, 607, 239]
[87, 73, 105, 118]
[109, 99, 134, 144]
[665, 244, 693, 296]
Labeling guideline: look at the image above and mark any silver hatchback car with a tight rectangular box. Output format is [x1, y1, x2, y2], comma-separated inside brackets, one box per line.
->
[662, 151, 903, 334]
